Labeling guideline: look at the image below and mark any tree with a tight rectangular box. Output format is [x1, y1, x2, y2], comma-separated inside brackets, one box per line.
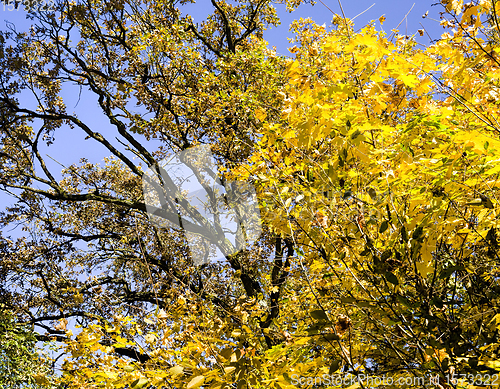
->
[233, 0, 500, 386]
[0, 0, 308, 387]
[0, 305, 58, 388]
[2, 0, 500, 388]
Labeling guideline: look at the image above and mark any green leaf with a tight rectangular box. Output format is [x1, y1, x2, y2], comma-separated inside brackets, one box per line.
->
[484, 198, 494, 209]
[360, 247, 371, 256]
[340, 296, 357, 303]
[379, 220, 389, 233]
[342, 190, 353, 200]
[345, 120, 351, 132]
[350, 129, 362, 140]
[282, 373, 292, 383]
[412, 226, 424, 241]
[380, 249, 392, 261]
[310, 310, 329, 321]
[397, 295, 412, 308]
[439, 265, 465, 279]
[321, 333, 340, 341]
[385, 272, 398, 285]
[329, 359, 342, 374]
[401, 226, 408, 241]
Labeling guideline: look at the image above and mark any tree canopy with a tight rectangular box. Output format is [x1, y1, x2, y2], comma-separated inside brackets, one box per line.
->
[1, 0, 500, 388]
[0, 305, 59, 388]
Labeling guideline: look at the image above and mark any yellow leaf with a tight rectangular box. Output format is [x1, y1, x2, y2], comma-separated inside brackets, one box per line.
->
[477, 208, 491, 224]
[398, 74, 418, 87]
[123, 365, 135, 372]
[255, 108, 267, 121]
[462, 5, 478, 22]
[73, 293, 83, 304]
[418, 242, 435, 277]
[484, 360, 500, 371]
[352, 34, 379, 49]
[55, 318, 68, 331]
[187, 375, 205, 389]
[323, 36, 341, 53]
[287, 60, 300, 76]
[104, 371, 118, 380]
[145, 333, 157, 343]
[131, 378, 149, 389]
[169, 365, 184, 376]
[157, 309, 168, 320]
[33, 373, 49, 385]
[442, 0, 463, 14]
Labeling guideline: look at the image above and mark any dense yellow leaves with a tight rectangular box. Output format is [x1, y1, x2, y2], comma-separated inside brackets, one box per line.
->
[442, 0, 464, 14]
[228, 3, 500, 385]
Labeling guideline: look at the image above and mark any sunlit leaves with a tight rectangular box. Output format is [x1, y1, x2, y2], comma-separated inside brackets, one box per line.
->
[234, 2, 500, 384]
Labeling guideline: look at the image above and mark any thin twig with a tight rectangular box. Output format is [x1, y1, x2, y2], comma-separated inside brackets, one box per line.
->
[317, 0, 335, 14]
[352, 3, 376, 22]
[336, 0, 352, 39]
[389, 3, 415, 40]
[419, 22, 434, 43]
